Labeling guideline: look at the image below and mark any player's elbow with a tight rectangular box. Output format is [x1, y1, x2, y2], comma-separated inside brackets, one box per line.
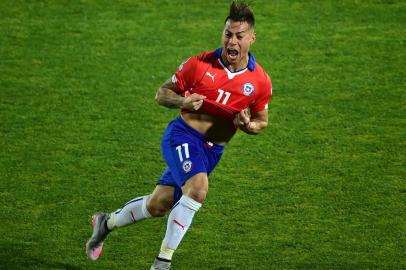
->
[155, 88, 165, 105]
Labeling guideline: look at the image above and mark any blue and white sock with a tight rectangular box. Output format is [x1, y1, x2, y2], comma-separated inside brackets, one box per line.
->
[107, 195, 152, 229]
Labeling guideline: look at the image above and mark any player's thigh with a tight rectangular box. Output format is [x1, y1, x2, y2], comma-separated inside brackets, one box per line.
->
[147, 185, 175, 216]
[162, 138, 207, 187]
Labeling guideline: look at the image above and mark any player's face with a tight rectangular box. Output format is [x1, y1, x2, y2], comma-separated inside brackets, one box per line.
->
[221, 20, 256, 70]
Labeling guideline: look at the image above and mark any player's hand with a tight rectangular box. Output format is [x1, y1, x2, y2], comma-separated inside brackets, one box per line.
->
[181, 93, 206, 111]
[233, 109, 251, 128]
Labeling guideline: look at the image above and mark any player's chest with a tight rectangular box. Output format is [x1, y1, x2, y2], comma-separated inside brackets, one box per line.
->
[194, 68, 257, 106]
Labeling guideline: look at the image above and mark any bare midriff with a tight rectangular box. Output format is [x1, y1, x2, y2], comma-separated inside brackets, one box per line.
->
[181, 111, 236, 145]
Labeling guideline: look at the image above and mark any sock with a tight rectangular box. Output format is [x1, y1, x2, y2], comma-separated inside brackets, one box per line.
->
[107, 195, 152, 230]
[158, 243, 174, 261]
[158, 195, 201, 260]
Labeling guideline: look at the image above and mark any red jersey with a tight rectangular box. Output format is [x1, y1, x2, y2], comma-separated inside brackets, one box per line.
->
[172, 48, 272, 120]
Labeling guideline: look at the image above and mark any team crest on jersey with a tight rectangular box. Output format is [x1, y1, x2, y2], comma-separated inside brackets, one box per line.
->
[182, 160, 192, 173]
[242, 83, 255, 96]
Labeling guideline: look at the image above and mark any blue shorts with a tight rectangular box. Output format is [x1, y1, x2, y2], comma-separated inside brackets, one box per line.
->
[157, 116, 224, 203]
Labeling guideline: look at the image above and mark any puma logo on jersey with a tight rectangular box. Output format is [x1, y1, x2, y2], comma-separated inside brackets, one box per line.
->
[206, 71, 217, 82]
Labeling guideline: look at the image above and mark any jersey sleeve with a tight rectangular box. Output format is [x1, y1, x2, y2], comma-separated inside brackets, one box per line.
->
[250, 74, 272, 114]
[172, 56, 200, 94]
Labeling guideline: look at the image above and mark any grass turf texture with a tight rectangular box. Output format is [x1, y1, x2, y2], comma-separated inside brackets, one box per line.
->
[0, 0, 405, 269]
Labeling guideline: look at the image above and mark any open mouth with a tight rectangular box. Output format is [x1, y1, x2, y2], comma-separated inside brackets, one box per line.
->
[227, 48, 239, 59]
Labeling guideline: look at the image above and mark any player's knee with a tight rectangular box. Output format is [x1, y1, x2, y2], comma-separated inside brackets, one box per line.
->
[148, 205, 167, 217]
[185, 188, 207, 203]
[182, 174, 208, 203]
[147, 196, 171, 217]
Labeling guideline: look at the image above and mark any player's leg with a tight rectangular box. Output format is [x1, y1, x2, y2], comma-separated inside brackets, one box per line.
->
[181, 172, 208, 203]
[151, 173, 207, 269]
[108, 185, 175, 229]
[147, 184, 176, 216]
[151, 117, 221, 269]
[86, 185, 174, 261]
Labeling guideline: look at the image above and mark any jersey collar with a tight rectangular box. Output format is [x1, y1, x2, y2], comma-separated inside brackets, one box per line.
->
[214, 48, 256, 72]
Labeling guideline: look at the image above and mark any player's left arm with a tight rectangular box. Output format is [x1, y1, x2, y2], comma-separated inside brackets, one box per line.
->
[234, 109, 268, 135]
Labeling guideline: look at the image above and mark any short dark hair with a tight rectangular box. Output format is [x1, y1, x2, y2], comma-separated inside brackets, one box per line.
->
[224, 1, 255, 28]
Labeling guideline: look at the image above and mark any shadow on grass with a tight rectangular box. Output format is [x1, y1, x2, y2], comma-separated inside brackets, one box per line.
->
[0, 242, 81, 270]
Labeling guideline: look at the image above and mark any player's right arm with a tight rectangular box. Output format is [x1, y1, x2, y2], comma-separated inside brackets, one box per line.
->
[155, 78, 206, 111]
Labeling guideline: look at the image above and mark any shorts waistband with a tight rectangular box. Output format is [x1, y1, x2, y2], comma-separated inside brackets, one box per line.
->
[176, 116, 224, 153]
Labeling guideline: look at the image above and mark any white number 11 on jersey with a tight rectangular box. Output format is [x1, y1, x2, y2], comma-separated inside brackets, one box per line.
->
[216, 89, 231, 105]
[176, 143, 190, 162]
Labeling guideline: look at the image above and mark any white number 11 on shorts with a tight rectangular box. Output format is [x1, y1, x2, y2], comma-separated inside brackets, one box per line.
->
[176, 143, 190, 162]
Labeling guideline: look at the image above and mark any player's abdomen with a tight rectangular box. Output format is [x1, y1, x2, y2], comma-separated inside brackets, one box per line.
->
[181, 111, 236, 145]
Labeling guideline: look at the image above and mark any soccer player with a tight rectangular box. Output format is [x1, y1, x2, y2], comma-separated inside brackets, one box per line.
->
[86, 1, 272, 269]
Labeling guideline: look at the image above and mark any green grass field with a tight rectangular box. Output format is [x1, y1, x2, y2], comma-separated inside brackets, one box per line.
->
[1, 0, 405, 269]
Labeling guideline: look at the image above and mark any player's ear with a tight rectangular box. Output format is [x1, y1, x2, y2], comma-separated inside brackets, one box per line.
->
[250, 31, 256, 45]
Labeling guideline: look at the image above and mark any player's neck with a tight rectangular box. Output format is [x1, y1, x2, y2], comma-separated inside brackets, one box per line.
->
[221, 54, 249, 72]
